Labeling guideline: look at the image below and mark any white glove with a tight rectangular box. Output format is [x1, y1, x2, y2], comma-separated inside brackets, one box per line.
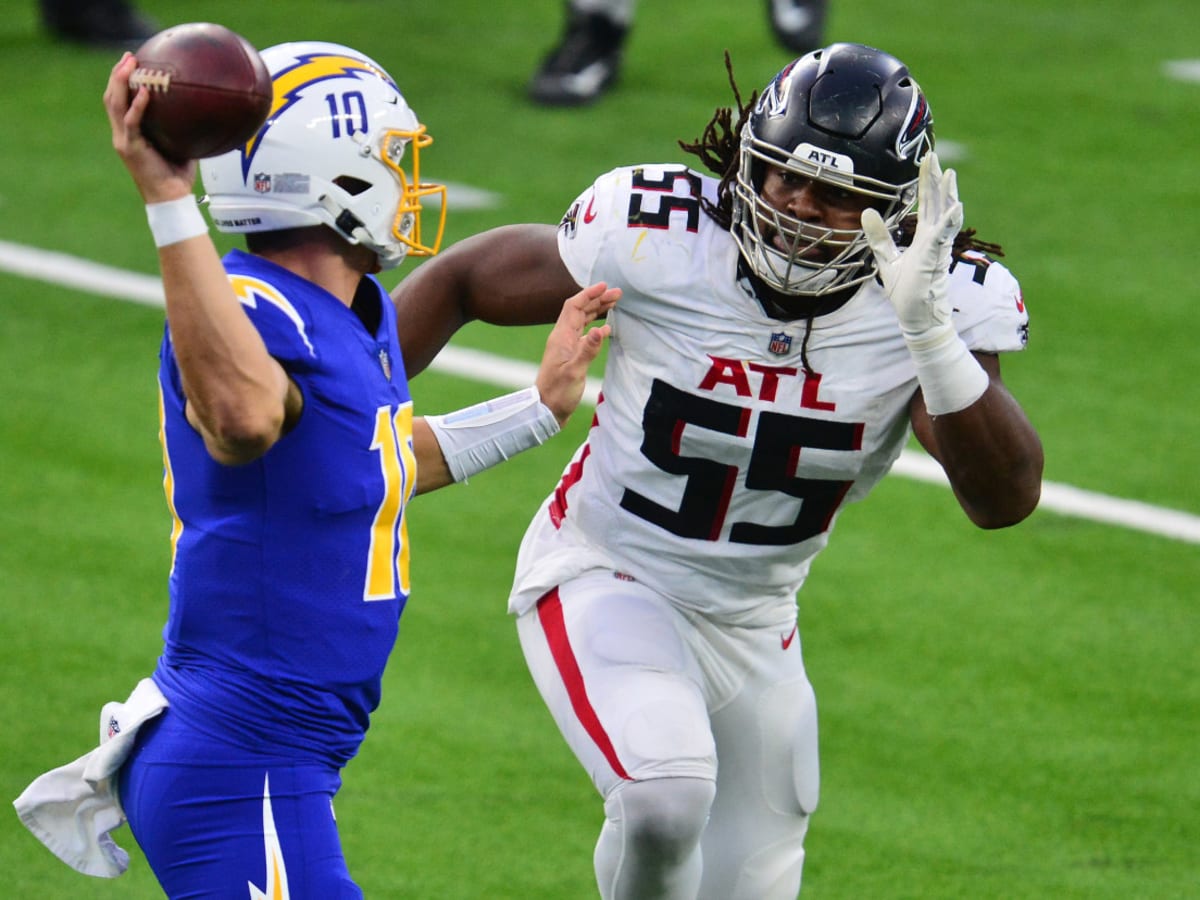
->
[860, 152, 988, 415]
[861, 152, 962, 345]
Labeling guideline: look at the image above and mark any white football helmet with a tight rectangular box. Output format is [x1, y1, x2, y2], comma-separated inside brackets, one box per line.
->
[199, 41, 445, 270]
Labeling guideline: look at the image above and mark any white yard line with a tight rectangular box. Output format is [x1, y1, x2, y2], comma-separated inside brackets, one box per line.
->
[1164, 59, 1200, 83]
[3, 238, 1198, 545]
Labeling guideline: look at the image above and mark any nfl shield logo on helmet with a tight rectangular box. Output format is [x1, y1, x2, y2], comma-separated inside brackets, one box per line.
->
[768, 331, 793, 356]
[253, 172, 272, 193]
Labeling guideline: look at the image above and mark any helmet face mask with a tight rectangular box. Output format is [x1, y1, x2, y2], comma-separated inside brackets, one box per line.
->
[200, 42, 446, 271]
[380, 128, 445, 260]
[732, 43, 934, 298]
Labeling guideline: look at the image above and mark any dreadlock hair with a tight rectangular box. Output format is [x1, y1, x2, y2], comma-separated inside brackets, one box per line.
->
[678, 51, 753, 232]
[678, 52, 1006, 260]
[896, 218, 1005, 258]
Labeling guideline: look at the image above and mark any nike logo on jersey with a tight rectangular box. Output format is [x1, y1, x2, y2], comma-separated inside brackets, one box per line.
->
[781, 626, 797, 650]
[583, 196, 598, 224]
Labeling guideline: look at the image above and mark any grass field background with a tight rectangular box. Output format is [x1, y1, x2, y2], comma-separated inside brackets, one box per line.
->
[1, 0, 1197, 897]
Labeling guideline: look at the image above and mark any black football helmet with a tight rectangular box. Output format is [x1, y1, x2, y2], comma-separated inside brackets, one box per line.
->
[732, 42, 934, 297]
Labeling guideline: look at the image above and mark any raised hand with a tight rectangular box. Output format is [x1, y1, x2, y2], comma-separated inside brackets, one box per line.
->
[102, 52, 196, 204]
[861, 152, 963, 343]
[535, 282, 619, 424]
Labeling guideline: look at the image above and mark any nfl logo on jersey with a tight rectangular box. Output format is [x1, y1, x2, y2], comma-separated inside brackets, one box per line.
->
[768, 331, 793, 356]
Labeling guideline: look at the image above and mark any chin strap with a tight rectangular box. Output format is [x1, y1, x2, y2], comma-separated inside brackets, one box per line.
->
[317, 194, 406, 270]
[318, 194, 368, 245]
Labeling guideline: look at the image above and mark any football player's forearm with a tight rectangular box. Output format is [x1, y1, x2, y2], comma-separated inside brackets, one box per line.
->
[411, 419, 455, 494]
[917, 373, 1043, 528]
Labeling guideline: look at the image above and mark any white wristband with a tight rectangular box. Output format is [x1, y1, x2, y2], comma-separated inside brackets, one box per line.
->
[145, 195, 208, 248]
[905, 323, 989, 416]
[425, 386, 561, 483]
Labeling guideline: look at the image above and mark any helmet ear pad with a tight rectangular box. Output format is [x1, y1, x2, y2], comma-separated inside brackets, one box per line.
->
[199, 41, 445, 271]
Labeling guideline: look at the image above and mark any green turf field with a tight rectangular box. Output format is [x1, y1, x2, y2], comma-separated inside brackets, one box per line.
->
[2, 1, 1197, 897]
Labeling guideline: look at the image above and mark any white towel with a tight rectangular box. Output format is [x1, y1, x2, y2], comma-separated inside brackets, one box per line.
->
[12, 677, 168, 878]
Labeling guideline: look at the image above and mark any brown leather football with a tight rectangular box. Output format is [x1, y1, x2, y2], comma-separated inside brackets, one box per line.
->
[129, 23, 272, 162]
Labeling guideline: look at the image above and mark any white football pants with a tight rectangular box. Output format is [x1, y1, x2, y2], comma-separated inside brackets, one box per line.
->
[517, 570, 819, 899]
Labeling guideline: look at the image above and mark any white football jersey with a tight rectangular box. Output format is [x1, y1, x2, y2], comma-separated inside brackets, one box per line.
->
[511, 164, 1029, 626]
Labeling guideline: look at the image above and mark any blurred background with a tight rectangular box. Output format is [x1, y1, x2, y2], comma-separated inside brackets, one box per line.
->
[1, 1, 1197, 896]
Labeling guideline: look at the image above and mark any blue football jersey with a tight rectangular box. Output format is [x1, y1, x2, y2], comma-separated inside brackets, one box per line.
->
[153, 249, 416, 765]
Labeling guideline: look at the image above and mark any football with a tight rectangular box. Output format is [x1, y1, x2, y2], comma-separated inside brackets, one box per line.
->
[129, 22, 272, 162]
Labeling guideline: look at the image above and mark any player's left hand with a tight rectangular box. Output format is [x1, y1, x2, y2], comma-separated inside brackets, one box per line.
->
[535, 282, 619, 424]
[861, 152, 962, 343]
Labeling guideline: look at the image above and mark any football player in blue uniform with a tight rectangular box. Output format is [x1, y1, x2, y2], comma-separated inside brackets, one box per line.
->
[95, 41, 616, 898]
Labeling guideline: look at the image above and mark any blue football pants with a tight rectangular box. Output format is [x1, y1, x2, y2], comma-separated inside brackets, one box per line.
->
[118, 710, 362, 899]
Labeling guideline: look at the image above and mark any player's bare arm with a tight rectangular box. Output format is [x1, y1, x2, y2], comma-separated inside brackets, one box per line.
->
[391, 224, 581, 377]
[411, 281, 617, 494]
[104, 53, 295, 466]
[909, 354, 1044, 527]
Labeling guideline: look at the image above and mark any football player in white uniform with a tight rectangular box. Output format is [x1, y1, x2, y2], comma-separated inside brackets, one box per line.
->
[393, 42, 1043, 900]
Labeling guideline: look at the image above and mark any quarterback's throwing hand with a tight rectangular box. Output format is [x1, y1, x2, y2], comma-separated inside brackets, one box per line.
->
[536, 282, 619, 425]
[103, 52, 196, 204]
[861, 152, 963, 342]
